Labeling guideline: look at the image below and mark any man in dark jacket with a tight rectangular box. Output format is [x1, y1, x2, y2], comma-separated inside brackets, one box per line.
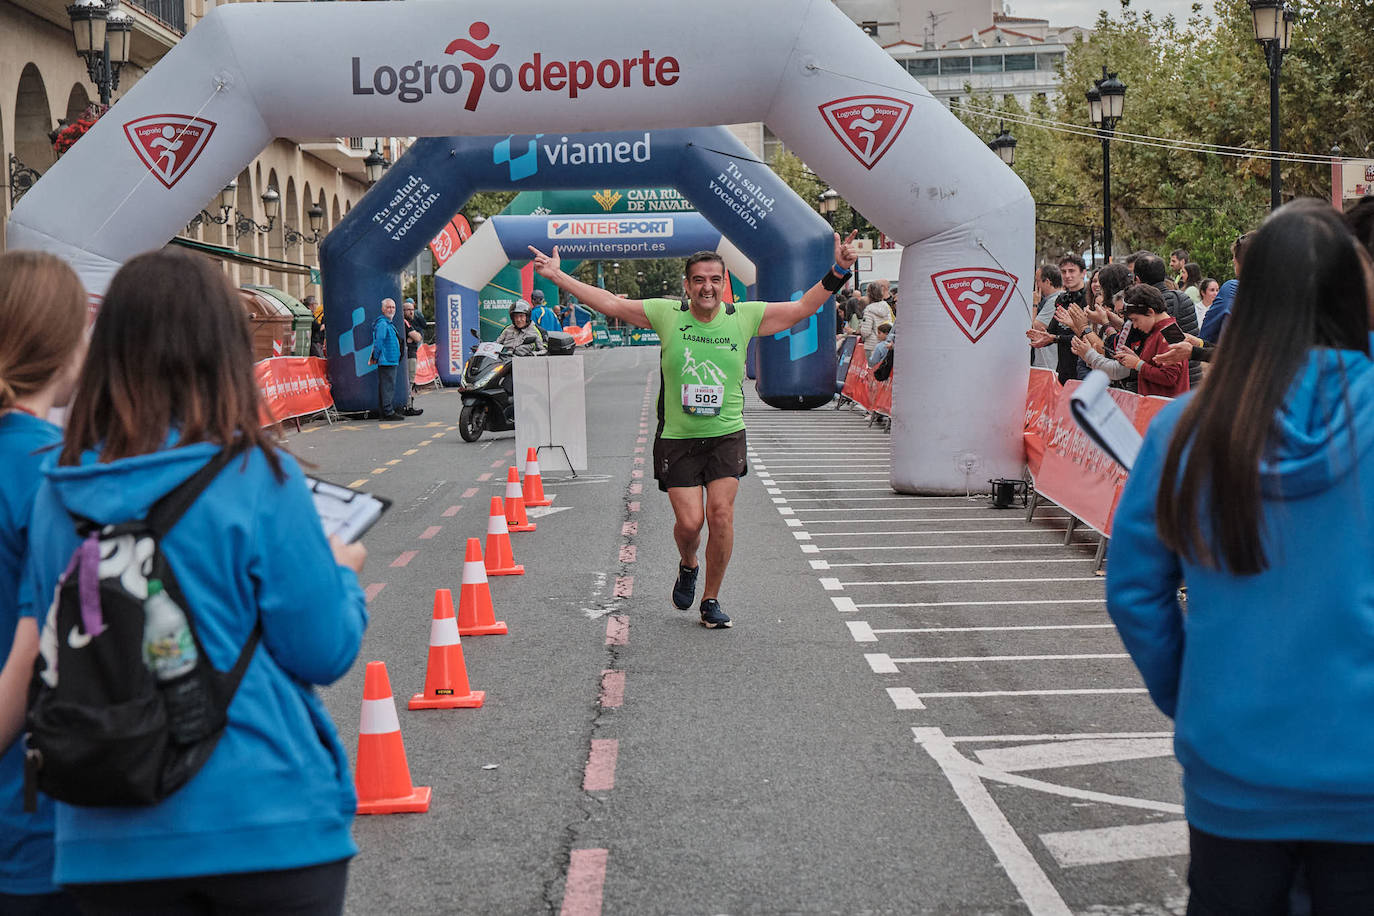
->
[1133, 254, 1201, 389]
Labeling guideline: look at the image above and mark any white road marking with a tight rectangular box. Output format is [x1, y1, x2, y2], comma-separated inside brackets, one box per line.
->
[887, 653, 1129, 664]
[818, 577, 842, 591]
[792, 531, 812, 540]
[916, 687, 1149, 702]
[830, 596, 858, 613]
[816, 544, 1095, 552]
[854, 599, 1104, 609]
[807, 528, 1081, 537]
[846, 621, 877, 642]
[822, 558, 1092, 568]
[872, 624, 1116, 635]
[837, 577, 1102, 587]
[1039, 822, 1188, 868]
[865, 653, 901, 674]
[914, 728, 1073, 916]
[975, 737, 1174, 773]
[801, 544, 820, 554]
[777, 507, 795, 515]
[949, 731, 1173, 743]
[769, 487, 896, 492]
[808, 559, 830, 569]
[767, 488, 782, 495]
[887, 687, 924, 709]
[785, 518, 803, 527]
[772, 497, 787, 504]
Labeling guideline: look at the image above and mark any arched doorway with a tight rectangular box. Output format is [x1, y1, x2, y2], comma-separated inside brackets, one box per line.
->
[15, 63, 56, 177]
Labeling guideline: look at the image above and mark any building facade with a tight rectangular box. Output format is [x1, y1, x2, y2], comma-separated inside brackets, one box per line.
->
[1, 0, 399, 299]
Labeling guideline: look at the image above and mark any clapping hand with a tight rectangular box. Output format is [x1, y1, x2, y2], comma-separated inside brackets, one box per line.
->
[1070, 335, 1091, 358]
[1026, 328, 1054, 348]
[1154, 340, 1193, 366]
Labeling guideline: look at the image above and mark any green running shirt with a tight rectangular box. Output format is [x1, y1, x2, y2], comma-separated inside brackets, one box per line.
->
[644, 298, 767, 440]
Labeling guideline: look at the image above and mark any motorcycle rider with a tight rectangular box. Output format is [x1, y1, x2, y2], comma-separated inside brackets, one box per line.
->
[496, 299, 547, 356]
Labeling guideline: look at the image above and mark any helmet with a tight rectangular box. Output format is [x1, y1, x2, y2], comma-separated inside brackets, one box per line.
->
[530, 289, 545, 305]
[509, 299, 532, 321]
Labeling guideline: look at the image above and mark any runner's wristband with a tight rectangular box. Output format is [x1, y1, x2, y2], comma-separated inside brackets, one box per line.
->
[821, 265, 851, 293]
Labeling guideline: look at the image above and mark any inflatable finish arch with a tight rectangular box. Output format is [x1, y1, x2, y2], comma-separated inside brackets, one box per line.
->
[4, 0, 1033, 492]
[434, 211, 757, 385]
[318, 127, 826, 412]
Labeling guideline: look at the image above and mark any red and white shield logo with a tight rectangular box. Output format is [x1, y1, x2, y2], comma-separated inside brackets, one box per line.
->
[930, 268, 1018, 344]
[123, 114, 217, 189]
[818, 96, 913, 170]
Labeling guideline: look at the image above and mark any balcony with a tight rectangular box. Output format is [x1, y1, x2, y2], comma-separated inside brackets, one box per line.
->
[126, 0, 183, 31]
[296, 138, 374, 179]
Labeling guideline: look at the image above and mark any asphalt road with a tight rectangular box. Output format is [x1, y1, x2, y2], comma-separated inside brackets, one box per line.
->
[293, 346, 1185, 916]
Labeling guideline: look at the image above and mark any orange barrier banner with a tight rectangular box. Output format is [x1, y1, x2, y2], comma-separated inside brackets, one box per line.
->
[840, 340, 893, 415]
[565, 323, 594, 346]
[415, 343, 438, 386]
[256, 356, 333, 425]
[1024, 370, 1172, 536]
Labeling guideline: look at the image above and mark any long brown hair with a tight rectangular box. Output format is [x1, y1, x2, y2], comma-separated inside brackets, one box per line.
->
[1155, 200, 1372, 574]
[61, 247, 281, 474]
[0, 251, 87, 410]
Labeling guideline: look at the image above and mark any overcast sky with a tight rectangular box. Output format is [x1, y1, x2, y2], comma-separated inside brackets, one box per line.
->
[1012, 0, 1205, 27]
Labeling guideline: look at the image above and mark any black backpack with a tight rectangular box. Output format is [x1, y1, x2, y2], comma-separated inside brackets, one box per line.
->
[25, 448, 260, 809]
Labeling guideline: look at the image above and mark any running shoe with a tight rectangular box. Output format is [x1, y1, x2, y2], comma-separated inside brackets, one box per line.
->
[699, 598, 732, 629]
[672, 564, 699, 610]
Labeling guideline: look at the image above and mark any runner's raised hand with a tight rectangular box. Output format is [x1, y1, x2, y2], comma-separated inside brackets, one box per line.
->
[835, 230, 860, 270]
[528, 245, 561, 279]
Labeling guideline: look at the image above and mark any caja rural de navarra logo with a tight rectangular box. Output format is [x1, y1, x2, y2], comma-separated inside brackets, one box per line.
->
[352, 21, 683, 113]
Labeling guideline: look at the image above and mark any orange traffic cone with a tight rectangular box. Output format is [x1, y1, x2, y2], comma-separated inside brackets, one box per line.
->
[485, 497, 524, 576]
[522, 447, 551, 507]
[505, 467, 536, 532]
[355, 661, 432, 814]
[409, 590, 485, 709]
[458, 538, 508, 636]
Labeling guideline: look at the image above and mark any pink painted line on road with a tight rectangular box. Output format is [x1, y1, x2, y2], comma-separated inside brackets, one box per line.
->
[619, 545, 636, 564]
[635, 437, 646, 444]
[613, 576, 633, 598]
[462, 487, 479, 498]
[442, 505, 461, 517]
[630, 469, 643, 479]
[599, 670, 625, 707]
[621, 521, 637, 536]
[490, 459, 504, 469]
[605, 615, 628, 646]
[560, 849, 608, 916]
[633, 456, 644, 466]
[391, 550, 419, 568]
[477, 472, 493, 482]
[628, 501, 640, 513]
[419, 526, 442, 540]
[364, 583, 386, 601]
[582, 739, 619, 792]
[633, 447, 644, 454]
[629, 483, 642, 495]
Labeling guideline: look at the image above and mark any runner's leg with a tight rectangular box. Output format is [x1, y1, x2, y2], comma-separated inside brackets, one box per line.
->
[667, 486, 704, 569]
[701, 476, 738, 600]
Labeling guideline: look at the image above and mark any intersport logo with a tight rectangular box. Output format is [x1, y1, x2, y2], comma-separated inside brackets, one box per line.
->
[548, 218, 673, 239]
[930, 268, 1018, 344]
[352, 21, 682, 113]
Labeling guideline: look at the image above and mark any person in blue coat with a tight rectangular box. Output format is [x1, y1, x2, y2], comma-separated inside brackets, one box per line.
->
[368, 298, 402, 420]
[530, 289, 561, 335]
[0, 251, 88, 916]
[1107, 199, 1374, 914]
[20, 247, 369, 914]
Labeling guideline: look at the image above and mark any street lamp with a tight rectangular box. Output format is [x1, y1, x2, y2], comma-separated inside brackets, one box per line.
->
[818, 187, 840, 223]
[1087, 67, 1126, 263]
[1248, 0, 1294, 211]
[363, 146, 388, 184]
[988, 122, 1017, 166]
[187, 181, 238, 231]
[235, 186, 281, 239]
[67, 0, 131, 106]
[283, 203, 326, 249]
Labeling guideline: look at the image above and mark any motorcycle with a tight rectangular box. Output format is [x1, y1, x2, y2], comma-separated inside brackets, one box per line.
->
[458, 329, 575, 442]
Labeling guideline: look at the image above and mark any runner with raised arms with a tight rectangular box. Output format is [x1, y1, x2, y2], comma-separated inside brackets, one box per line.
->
[529, 231, 857, 628]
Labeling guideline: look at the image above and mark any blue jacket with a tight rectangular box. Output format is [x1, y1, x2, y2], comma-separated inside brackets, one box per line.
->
[1107, 345, 1374, 841]
[532, 304, 561, 334]
[371, 315, 401, 367]
[0, 412, 61, 894]
[1198, 278, 1235, 344]
[21, 440, 367, 884]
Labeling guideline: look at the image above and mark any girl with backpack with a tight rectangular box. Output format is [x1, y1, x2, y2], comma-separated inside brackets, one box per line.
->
[19, 247, 369, 915]
[0, 251, 88, 915]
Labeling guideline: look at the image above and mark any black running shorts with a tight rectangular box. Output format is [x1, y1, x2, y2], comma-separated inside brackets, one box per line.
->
[653, 429, 748, 492]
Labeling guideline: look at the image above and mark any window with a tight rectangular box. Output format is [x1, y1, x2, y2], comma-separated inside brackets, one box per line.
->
[1004, 53, 1036, 71]
[972, 55, 1002, 73]
[940, 57, 971, 75]
[1036, 52, 1065, 71]
[905, 59, 939, 77]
